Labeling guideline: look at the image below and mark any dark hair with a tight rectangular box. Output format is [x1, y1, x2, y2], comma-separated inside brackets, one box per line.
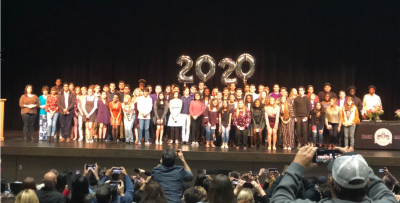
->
[119, 80, 125, 84]
[199, 81, 205, 85]
[250, 84, 256, 87]
[125, 84, 131, 89]
[96, 185, 112, 203]
[184, 187, 204, 203]
[193, 92, 201, 101]
[103, 84, 109, 88]
[71, 175, 90, 203]
[368, 85, 376, 90]
[147, 85, 152, 88]
[313, 102, 326, 114]
[324, 93, 331, 101]
[141, 181, 168, 203]
[24, 85, 33, 96]
[184, 86, 190, 91]
[280, 87, 287, 91]
[63, 82, 69, 87]
[143, 87, 149, 93]
[155, 92, 165, 106]
[110, 82, 115, 86]
[236, 88, 243, 92]
[22, 177, 37, 190]
[194, 174, 208, 188]
[223, 87, 229, 92]
[191, 85, 197, 89]
[203, 179, 212, 192]
[1, 177, 7, 193]
[307, 85, 314, 90]
[331, 179, 368, 202]
[161, 149, 176, 167]
[299, 86, 305, 91]
[205, 174, 235, 203]
[230, 171, 239, 179]
[69, 82, 74, 86]
[56, 173, 67, 193]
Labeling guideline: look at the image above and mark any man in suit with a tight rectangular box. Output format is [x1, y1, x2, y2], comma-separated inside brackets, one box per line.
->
[57, 83, 76, 143]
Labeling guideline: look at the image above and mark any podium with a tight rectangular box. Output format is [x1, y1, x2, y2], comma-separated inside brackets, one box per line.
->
[1, 99, 6, 142]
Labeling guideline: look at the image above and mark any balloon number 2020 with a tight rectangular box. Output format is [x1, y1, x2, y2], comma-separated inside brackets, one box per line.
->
[177, 53, 255, 85]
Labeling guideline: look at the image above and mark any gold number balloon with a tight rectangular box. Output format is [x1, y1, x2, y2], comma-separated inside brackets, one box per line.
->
[218, 58, 237, 86]
[176, 55, 194, 83]
[235, 53, 256, 83]
[195, 55, 216, 82]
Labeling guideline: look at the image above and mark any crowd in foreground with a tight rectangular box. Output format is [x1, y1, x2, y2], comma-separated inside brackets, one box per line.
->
[2, 146, 400, 203]
[19, 78, 382, 150]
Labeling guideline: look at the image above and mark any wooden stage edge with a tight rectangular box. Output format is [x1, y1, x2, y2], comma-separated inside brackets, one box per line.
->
[2, 131, 400, 166]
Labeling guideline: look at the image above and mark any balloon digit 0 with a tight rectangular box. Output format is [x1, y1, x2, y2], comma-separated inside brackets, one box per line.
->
[195, 55, 216, 82]
[236, 53, 256, 83]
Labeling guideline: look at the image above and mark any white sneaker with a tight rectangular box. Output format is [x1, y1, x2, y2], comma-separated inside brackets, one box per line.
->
[284, 147, 288, 150]
[78, 138, 83, 142]
[288, 147, 292, 150]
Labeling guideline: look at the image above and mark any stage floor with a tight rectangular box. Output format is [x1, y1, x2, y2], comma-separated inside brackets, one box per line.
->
[2, 131, 400, 166]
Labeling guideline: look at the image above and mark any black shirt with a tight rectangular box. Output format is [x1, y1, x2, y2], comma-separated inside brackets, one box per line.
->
[293, 96, 311, 117]
[317, 91, 337, 103]
[35, 187, 66, 203]
[219, 108, 233, 127]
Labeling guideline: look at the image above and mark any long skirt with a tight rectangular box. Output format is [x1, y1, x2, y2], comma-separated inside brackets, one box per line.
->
[39, 115, 48, 140]
[282, 119, 294, 148]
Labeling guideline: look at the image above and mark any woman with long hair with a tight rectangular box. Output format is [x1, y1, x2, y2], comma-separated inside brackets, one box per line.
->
[154, 92, 168, 145]
[219, 100, 232, 148]
[280, 96, 295, 150]
[244, 94, 254, 146]
[109, 94, 122, 143]
[251, 99, 265, 148]
[232, 100, 251, 149]
[259, 91, 269, 107]
[164, 85, 172, 101]
[310, 102, 326, 147]
[69, 175, 95, 203]
[168, 91, 182, 144]
[122, 95, 135, 144]
[19, 85, 40, 141]
[45, 86, 59, 142]
[38, 86, 49, 141]
[15, 189, 39, 203]
[265, 97, 280, 150]
[321, 93, 331, 109]
[325, 98, 342, 149]
[95, 91, 110, 143]
[205, 174, 235, 203]
[132, 88, 143, 143]
[288, 88, 298, 104]
[341, 96, 360, 150]
[82, 86, 98, 143]
[203, 98, 219, 148]
[189, 92, 205, 146]
[203, 88, 211, 106]
[140, 181, 168, 203]
[72, 86, 81, 141]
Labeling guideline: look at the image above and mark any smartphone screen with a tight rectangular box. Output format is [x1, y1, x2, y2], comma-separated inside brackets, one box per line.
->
[112, 167, 122, 174]
[86, 164, 96, 170]
[378, 168, 385, 173]
[76, 170, 80, 174]
[313, 149, 341, 163]
[269, 168, 278, 173]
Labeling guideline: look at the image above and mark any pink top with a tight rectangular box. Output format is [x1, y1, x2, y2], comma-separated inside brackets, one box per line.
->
[189, 100, 205, 117]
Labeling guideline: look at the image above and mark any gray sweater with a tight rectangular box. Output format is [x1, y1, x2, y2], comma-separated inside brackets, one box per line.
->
[271, 162, 397, 203]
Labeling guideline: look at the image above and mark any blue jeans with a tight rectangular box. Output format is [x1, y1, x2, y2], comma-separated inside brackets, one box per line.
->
[47, 112, 59, 137]
[344, 125, 356, 147]
[139, 119, 150, 142]
[124, 115, 135, 142]
[312, 125, 324, 145]
[221, 126, 230, 143]
[205, 126, 215, 142]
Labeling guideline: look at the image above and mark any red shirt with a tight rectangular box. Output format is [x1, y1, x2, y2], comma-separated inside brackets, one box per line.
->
[45, 95, 59, 112]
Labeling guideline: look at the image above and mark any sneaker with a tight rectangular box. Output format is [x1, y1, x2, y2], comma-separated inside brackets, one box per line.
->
[117, 139, 120, 142]
[288, 147, 291, 150]
[94, 138, 98, 142]
[78, 138, 83, 142]
[175, 140, 179, 144]
[284, 147, 288, 150]
[145, 141, 149, 145]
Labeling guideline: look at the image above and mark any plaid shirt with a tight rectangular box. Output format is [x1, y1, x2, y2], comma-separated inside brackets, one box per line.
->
[181, 95, 193, 115]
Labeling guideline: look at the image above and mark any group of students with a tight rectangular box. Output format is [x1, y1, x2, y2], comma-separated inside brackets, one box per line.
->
[19, 78, 382, 150]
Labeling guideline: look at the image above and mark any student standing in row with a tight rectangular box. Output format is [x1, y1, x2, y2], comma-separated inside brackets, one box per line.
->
[280, 97, 294, 150]
[251, 99, 265, 148]
[45, 86, 59, 142]
[181, 87, 193, 144]
[38, 86, 49, 141]
[168, 91, 182, 144]
[20, 85, 40, 141]
[219, 100, 232, 148]
[109, 94, 122, 143]
[77, 87, 87, 142]
[265, 98, 280, 150]
[83, 86, 98, 143]
[325, 98, 342, 149]
[341, 97, 359, 150]
[137, 88, 153, 145]
[203, 99, 219, 148]
[58, 83, 76, 143]
[154, 93, 168, 145]
[189, 93, 204, 146]
[310, 102, 325, 147]
[293, 86, 310, 148]
[233, 100, 251, 150]
[97, 91, 111, 143]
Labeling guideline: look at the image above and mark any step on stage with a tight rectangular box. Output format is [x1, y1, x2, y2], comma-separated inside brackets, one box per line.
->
[2, 131, 400, 166]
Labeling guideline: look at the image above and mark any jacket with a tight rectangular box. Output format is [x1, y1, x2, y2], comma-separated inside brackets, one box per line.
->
[57, 90, 76, 114]
[311, 111, 326, 130]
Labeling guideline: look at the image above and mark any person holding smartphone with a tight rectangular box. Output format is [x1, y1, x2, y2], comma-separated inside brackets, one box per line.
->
[153, 93, 168, 145]
[101, 166, 133, 203]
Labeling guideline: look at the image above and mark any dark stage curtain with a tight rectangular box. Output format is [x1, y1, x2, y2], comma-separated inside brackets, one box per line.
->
[2, 0, 400, 130]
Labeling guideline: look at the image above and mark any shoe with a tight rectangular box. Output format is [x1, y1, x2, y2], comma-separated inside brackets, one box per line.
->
[236, 147, 239, 149]
[210, 142, 215, 147]
[31, 136, 35, 140]
[349, 146, 354, 151]
[78, 138, 83, 142]
[117, 139, 120, 142]
[288, 147, 291, 150]
[135, 142, 139, 145]
[73, 137, 77, 141]
[273, 146, 276, 150]
[66, 138, 70, 143]
[268, 146, 271, 150]
[156, 141, 159, 145]
[94, 138, 98, 142]
[59, 138, 65, 142]
[47, 136, 51, 142]
[243, 147, 247, 150]
[284, 147, 287, 150]
[175, 140, 179, 144]
[191, 142, 195, 145]
[206, 142, 210, 148]
[169, 140, 173, 144]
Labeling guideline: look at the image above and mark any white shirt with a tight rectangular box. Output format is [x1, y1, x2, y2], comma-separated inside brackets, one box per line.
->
[362, 93, 382, 114]
[64, 91, 69, 109]
[339, 98, 345, 108]
[137, 95, 153, 119]
[252, 93, 259, 101]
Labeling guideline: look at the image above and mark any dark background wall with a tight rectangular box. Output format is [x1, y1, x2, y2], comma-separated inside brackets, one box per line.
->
[2, 0, 400, 130]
